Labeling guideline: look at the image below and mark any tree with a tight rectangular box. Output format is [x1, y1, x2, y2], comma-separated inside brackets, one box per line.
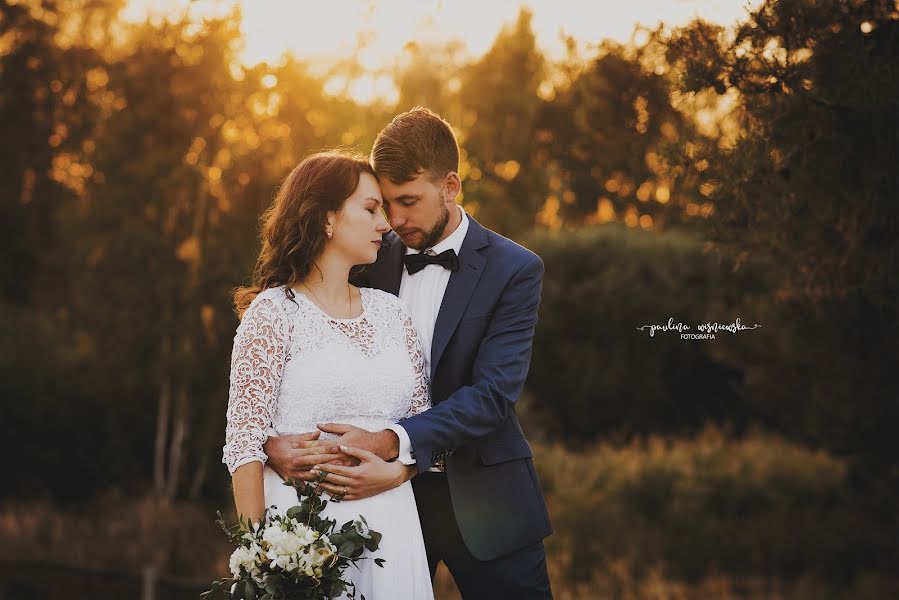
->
[666, 0, 899, 501]
[0, 0, 106, 308]
[457, 8, 546, 235]
[534, 35, 704, 232]
[393, 39, 464, 117]
[523, 225, 749, 443]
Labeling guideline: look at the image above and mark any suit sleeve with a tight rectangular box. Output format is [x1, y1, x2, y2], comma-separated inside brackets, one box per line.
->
[398, 254, 544, 473]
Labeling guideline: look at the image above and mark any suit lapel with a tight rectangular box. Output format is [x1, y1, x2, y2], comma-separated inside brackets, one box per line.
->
[366, 231, 403, 295]
[383, 239, 404, 296]
[430, 219, 489, 380]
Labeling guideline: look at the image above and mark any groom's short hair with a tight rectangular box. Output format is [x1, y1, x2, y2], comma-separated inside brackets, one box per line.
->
[371, 107, 459, 184]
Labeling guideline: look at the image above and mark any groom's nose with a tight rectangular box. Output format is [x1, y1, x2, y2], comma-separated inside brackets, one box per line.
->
[388, 210, 406, 231]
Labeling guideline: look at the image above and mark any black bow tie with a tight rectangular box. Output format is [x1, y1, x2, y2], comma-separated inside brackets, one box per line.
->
[404, 249, 460, 275]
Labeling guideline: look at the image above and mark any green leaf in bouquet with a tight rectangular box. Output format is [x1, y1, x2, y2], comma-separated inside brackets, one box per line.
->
[320, 516, 336, 532]
[203, 577, 235, 599]
[374, 558, 386, 568]
[232, 580, 245, 600]
[339, 521, 356, 533]
[337, 540, 357, 557]
[329, 580, 347, 597]
[243, 579, 257, 600]
[364, 530, 382, 552]
[327, 531, 349, 549]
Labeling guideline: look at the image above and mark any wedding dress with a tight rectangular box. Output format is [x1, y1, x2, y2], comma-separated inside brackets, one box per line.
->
[223, 285, 434, 600]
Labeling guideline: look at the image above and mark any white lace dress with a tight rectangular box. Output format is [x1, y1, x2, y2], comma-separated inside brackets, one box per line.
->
[223, 286, 434, 600]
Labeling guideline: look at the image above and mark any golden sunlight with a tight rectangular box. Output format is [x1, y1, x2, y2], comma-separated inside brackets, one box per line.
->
[123, 0, 760, 104]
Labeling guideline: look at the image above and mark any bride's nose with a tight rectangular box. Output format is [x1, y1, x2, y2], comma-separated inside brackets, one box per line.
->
[375, 212, 390, 232]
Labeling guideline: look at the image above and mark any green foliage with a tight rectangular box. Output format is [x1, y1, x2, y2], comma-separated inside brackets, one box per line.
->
[0, 3, 374, 502]
[522, 225, 760, 443]
[3, 436, 896, 599]
[0, 0, 105, 305]
[393, 39, 464, 116]
[536, 428, 899, 596]
[534, 38, 702, 229]
[458, 9, 546, 235]
[0, 303, 146, 499]
[665, 0, 899, 486]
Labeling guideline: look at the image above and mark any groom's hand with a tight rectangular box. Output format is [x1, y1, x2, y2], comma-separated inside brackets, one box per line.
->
[311, 445, 415, 501]
[263, 431, 345, 482]
[317, 423, 400, 462]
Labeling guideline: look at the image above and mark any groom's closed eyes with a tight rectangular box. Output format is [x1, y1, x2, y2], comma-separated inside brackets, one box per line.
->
[392, 195, 420, 208]
[381, 195, 420, 222]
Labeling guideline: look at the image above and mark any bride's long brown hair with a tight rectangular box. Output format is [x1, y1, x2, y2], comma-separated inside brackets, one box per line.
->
[233, 150, 375, 318]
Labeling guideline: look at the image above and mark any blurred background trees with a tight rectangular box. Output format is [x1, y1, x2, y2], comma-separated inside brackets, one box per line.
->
[2, 0, 897, 596]
[666, 0, 899, 507]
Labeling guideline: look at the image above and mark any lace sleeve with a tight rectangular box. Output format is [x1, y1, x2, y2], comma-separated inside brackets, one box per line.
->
[222, 292, 290, 474]
[400, 304, 431, 417]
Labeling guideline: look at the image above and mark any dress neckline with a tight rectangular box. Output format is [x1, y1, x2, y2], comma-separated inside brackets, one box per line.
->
[290, 286, 368, 323]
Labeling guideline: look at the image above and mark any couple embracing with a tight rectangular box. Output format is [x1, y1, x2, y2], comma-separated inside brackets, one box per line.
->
[223, 108, 553, 599]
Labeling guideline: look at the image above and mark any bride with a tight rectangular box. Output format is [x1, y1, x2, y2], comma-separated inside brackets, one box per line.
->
[222, 151, 434, 599]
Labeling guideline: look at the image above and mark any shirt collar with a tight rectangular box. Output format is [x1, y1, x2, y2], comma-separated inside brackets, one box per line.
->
[405, 205, 469, 256]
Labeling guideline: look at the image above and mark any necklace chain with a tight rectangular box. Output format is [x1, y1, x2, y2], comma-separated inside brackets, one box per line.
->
[301, 281, 353, 317]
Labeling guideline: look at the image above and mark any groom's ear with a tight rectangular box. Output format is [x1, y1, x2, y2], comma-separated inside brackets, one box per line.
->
[442, 171, 461, 202]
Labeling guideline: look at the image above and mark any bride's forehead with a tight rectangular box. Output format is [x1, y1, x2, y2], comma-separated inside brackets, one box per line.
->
[348, 178, 383, 202]
[355, 172, 381, 191]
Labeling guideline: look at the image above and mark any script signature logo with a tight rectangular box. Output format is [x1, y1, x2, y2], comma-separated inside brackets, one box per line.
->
[636, 317, 762, 340]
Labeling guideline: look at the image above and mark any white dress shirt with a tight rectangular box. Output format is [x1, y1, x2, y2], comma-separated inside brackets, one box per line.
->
[387, 205, 469, 468]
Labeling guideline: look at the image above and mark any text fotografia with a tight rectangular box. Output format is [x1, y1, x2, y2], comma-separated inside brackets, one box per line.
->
[636, 317, 762, 340]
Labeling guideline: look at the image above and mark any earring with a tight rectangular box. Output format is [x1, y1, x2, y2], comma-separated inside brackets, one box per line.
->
[326, 225, 333, 239]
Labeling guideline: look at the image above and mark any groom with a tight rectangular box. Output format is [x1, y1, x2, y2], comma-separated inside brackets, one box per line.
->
[265, 107, 553, 598]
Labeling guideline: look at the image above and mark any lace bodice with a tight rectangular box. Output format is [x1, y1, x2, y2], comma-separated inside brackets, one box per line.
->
[223, 286, 430, 474]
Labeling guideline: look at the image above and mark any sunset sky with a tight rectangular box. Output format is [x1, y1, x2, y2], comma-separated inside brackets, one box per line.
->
[123, 0, 761, 67]
[117, 0, 763, 104]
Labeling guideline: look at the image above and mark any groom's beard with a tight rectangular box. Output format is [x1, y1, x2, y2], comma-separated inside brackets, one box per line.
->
[406, 193, 450, 251]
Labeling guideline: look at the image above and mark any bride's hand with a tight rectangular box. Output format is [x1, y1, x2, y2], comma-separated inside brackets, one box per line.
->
[310, 445, 415, 501]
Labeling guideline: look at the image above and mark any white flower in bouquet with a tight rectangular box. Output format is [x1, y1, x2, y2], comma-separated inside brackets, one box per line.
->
[205, 482, 386, 600]
[262, 523, 287, 547]
[228, 544, 262, 579]
[296, 522, 320, 545]
[278, 530, 305, 555]
[297, 552, 316, 577]
[271, 553, 295, 572]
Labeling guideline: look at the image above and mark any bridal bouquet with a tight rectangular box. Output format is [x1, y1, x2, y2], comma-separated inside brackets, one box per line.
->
[204, 479, 384, 600]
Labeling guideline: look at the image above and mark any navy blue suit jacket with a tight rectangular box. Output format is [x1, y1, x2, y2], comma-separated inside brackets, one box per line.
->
[353, 216, 553, 561]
